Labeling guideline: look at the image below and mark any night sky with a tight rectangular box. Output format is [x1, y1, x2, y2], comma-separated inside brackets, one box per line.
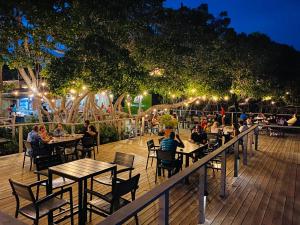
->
[164, 0, 300, 50]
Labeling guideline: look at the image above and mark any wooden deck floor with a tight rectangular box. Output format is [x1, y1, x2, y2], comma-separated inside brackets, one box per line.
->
[0, 130, 299, 225]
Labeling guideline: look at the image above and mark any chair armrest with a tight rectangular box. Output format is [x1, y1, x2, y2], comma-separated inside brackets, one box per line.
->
[28, 179, 49, 188]
[117, 167, 134, 174]
[36, 187, 72, 206]
[34, 170, 49, 177]
[86, 189, 111, 203]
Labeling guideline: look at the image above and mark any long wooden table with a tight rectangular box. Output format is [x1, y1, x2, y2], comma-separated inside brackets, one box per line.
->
[47, 134, 84, 145]
[48, 159, 116, 225]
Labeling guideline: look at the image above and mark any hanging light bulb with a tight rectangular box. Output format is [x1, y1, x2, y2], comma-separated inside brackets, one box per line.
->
[13, 91, 19, 96]
[70, 89, 76, 94]
[82, 85, 87, 90]
[224, 96, 229, 101]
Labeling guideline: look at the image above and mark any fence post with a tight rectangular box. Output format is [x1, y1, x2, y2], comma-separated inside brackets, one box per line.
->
[198, 166, 206, 224]
[71, 124, 75, 134]
[220, 150, 227, 197]
[12, 116, 16, 139]
[234, 142, 239, 177]
[249, 132, 254, 157]
[96, 122, 100, 144]
[158, 191, 169, 225]
[18, 125, 23, 153]
[243, 135, 248, 165]
[141, 117, 145, 136]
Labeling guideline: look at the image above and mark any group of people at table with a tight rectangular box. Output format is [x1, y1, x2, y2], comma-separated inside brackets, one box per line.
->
[157, 113, 253, 175]
[26, 120, 97, 155]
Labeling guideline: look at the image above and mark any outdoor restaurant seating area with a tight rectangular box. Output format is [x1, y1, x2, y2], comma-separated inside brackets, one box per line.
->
[0, 120, 299, 225]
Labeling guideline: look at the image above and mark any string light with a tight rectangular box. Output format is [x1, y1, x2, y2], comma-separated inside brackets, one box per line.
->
[229, 89, 234, 94]
[13, 91, 19, 96]
[202, 96, 206, 100]
[127, 102, 131, 106]
[271, 101, 275, 105]
[224, 96, 229, 101]
[109, 94, 114, 99]
[286, 92, 290, 95]
[82, 85, 87, 90]
[44, 92, 48, 95]
[41, 82, 46, 87]
[191, 89, 196, 93]
[212, 96, 218, 102]
[51, 99, 55, 103]
[171, 94, 176, 99]
[143, 91, 148, 96]
[195, 100, 200, 104]
[70, 89, 76, 94]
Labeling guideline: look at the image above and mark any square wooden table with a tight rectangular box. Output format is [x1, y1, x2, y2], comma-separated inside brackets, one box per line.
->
[48, 159, 116, 225]
[176, 140, 206, 167]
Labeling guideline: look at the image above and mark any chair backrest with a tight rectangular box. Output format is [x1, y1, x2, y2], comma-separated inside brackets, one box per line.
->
[35, 154, 63, 171]
[114, 152, 134, 168]
[147, 140, 155, 150]
[113, 173, 140, 199]
[82, 136, 94, 148]
[23, 141, 31, 152]
[9, 179, 35, 203]
[156, 150, 175, 162]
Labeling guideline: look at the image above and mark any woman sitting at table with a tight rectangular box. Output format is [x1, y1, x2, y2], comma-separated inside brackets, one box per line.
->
[210, 121, 219, 134]
[53, 123, 66, 137]
[190, 126, 207, 145]
[39, 125, 53, 143]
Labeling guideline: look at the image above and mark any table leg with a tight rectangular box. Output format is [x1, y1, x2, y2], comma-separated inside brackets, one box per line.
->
[184, 155, 190, 184]
[83, 179, 88, 223]
[78, 180, 83, 225]
[48, 171, 53, 224]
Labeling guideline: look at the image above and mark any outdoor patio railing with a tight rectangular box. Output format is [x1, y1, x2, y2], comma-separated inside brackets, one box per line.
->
[97, 124, 259, 225]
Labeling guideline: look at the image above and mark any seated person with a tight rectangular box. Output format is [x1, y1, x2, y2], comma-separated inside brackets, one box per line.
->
[240, 112, 248, 121]
[27, 125, 41, 143]
[160, 132, 184, 174]
[238, 120, 248, 133]
[39, 125, 53, 143]
[210, 121, 219, 133]
[53, 123, 66, 137]
[190, 126, 207, 145]
[86, 125, 97, 137]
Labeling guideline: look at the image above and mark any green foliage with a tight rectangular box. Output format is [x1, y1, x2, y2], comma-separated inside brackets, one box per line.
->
[159, 114, 178, 128]
[99, 124, 119, 144]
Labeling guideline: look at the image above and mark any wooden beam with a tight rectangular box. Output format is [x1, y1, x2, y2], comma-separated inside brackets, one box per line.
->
[220, 150, 227, 197]
[158, 191, 169, 225]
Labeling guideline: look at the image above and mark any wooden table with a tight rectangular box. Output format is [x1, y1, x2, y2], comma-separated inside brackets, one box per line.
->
[47, 134, 84, 145]
[176, 140, 205, 167]
[48, 159, 116, 225]
[0, 211, 26, 225]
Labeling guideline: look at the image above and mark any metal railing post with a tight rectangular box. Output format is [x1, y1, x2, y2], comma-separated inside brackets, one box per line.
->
[234, 142, 239, 177]
[255, 128, 259, 150]
[249, 131, 254, 156]
[18, 125, 23, 153]
[158, 191, 169, 225]
[198, 166, 206, 224]
[220, 150, 227, 197]
[243, 135, 248, 165]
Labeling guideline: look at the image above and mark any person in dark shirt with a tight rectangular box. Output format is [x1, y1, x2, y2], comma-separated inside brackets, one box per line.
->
[80, 120, 90, 136]
[190, 126, 207, 144]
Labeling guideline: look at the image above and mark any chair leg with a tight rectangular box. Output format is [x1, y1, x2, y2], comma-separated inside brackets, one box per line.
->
[134, 214, 139, 225]
[151, 158, 154, 166]
[155, 166, 158, 183]
[146, 154, 149, 170]
[29, 156, 33, 171]
[22, 153, 26, 169]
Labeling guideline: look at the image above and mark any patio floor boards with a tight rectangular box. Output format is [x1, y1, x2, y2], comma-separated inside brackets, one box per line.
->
[0, 131, 299, 225]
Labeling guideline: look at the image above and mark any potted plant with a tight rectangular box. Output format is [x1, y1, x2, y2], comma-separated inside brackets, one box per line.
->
[159, 114, 178, 137]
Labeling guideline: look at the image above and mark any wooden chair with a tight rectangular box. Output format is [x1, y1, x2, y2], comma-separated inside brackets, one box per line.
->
[22, 141, 33, 170]
[59, 140, 79, 162]
[92, 152, 134, 187]
[9, 179, 74, 225]
[155, 150, 181, 183]
[146, 140, 159, 169]
[34, 154, 75, 198]
[77, 136, 96, 159]
[87, 174, 140, 224]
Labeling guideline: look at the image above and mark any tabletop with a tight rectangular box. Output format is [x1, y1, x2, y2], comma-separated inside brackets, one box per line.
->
[47, 134, 84, 145]
[49, 158, 116, 181]
[177, 140, 205, 155]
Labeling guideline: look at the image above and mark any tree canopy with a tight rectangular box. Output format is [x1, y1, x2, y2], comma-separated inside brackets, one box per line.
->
[1, 0, 300, 103]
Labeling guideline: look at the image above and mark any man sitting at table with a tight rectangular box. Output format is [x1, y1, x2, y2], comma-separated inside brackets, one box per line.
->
[160, 132, 184, 174]
[27, 125, 41, 143]
[190, 126, 207, 145]
[53, 123, 66, 137]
